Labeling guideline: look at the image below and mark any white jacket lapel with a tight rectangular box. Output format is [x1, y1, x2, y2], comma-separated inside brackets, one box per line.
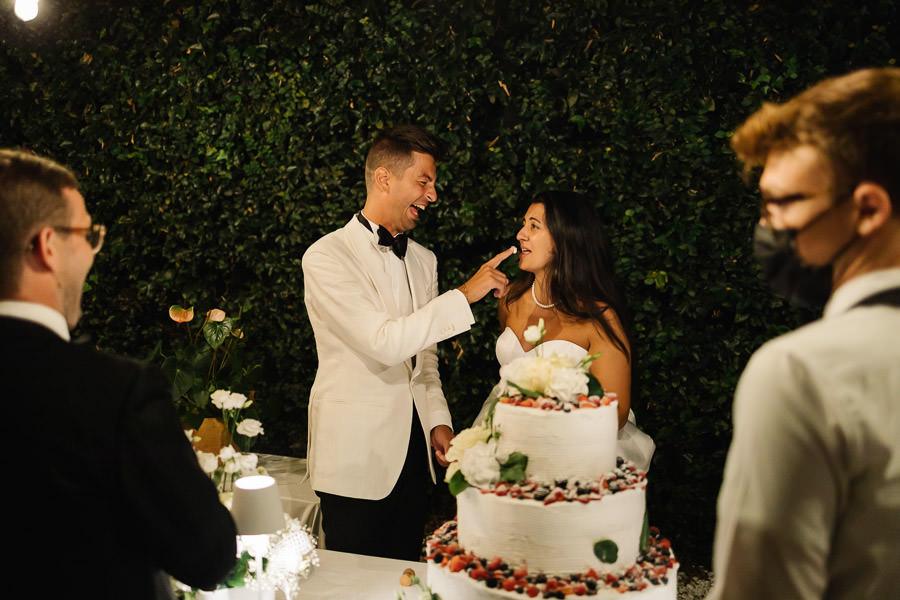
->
[343, 218, 401, 318]
[404, 244, 428, 377]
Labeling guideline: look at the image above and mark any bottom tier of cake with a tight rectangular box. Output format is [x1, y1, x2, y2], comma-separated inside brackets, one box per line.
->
[425, 520, 678, 599]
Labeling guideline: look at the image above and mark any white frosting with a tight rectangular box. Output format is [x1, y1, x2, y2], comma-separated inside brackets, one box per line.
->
[427, 348, 675, 599]
[493, 400, 618, 482]
[426, 561, 678, 600]
[457, 485, 645, 574]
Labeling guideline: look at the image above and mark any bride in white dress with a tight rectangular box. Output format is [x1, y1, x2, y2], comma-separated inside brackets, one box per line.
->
[474, 191, 655, 471]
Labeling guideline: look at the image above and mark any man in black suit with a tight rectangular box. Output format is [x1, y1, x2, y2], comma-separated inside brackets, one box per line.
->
[0, 150, 236, 598]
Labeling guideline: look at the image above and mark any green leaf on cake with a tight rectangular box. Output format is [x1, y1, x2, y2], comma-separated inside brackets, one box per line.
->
[499, 452, 528, 483]
[507, 380, 541, 399]
[485, 394, 501, 430]
[640, 510, 650, 553]
[587, 372, 605, 398]
[447, 469, 471, 496]
[593, 539, 619, 563]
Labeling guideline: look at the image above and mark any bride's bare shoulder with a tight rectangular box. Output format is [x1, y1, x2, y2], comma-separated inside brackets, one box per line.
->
[498, 294, 528, 330]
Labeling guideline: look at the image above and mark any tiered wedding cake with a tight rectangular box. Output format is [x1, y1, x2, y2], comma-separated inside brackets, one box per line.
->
[426, 334, 677, 598]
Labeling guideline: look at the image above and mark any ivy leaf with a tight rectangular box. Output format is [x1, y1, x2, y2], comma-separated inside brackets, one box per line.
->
[203, 317, 234, 349]
[499, 451, 528, 483]
[593, 539, 619, 563]
[587, 373, 605, 398]
[168, 362, 195, 400]
[447, 469, 471, 496]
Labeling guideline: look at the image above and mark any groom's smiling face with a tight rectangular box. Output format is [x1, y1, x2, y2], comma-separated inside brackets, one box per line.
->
[383, 151, 437, 235]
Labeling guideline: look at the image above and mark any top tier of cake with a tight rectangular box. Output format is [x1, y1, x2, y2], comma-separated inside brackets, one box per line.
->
[492, 396, 619, 482]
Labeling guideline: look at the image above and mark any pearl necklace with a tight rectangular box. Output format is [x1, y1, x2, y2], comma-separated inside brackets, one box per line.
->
[531, 282, 555, 309]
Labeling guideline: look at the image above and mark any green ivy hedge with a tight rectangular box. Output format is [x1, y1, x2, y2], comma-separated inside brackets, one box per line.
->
[2, 0, 896, 566]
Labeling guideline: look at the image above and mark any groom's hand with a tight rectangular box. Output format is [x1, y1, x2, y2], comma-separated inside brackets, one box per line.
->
[457, 247, 516, 303]
[431, 425, 454, 467]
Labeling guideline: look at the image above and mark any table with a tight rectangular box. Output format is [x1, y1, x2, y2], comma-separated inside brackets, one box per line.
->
[256, 453, 323, 544]
[240, 456, 432, 598]
[196, 550, 428, 600]
[299, 549, 427, 599]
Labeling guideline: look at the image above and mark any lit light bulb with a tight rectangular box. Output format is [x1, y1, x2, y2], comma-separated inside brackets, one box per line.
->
[14, 0, 39, 21]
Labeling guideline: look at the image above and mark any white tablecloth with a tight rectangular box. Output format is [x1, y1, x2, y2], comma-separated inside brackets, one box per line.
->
[299, 549, 426, 599]
[256, 453, 323, 543]
[241, 456, 429, 598]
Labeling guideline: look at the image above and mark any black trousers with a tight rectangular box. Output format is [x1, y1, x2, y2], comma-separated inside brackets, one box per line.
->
[317, 407, 429, 561]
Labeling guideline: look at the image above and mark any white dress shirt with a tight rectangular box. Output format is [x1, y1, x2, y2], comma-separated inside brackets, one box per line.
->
[357, 212, 413, 318]
[0, 300, 70, 341]
[709, 268, 900, 600]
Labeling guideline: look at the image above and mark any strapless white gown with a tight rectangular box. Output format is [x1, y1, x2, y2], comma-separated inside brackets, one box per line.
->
[473, 327, 656, 472]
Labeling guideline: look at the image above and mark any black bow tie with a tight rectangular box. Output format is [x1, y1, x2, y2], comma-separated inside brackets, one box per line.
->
[356, 213, 408, 259]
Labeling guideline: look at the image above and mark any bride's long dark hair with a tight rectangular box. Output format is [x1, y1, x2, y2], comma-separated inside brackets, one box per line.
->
[505, 190, 632, 362]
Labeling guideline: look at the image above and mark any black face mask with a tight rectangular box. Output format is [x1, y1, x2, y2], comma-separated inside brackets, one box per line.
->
[752, 199, 857, 308]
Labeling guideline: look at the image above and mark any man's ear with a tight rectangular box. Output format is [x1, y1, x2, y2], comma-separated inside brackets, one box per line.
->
[853, 182, 893, 237]
[27, 226, 58, 273]
[374, 166, 391, 193]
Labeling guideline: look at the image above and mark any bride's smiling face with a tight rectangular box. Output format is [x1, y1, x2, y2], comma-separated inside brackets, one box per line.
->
[516, 202, 555, 275]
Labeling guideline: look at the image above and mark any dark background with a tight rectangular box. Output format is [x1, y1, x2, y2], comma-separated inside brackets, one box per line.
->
[2, 0, 897, 570]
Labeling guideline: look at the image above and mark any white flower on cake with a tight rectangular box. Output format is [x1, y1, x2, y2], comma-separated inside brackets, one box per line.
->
[545, 365, 590, 403]
[237, 418, 264, 437]
[445, 424, 491, 463]
[459, 439, 509, 488]
[499, 353, 586, 399]
[444, 424, 492, 485]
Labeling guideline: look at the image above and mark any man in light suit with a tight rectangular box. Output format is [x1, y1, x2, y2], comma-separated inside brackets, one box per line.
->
[303, 125, 512, 560]
[708, 68, 900, 599]
[0, 149, 237, 598]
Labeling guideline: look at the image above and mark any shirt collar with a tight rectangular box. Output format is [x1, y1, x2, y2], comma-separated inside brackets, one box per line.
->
[824, 267, 900, 318]
[0, 300, 70, 341]
[357, 212, 393, 253]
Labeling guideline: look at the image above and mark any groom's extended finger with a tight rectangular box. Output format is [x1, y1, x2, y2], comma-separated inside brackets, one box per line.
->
[485, 246, 517, 269]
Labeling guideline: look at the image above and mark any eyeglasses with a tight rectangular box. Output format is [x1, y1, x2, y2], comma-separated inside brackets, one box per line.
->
[54, 224, 107, 254]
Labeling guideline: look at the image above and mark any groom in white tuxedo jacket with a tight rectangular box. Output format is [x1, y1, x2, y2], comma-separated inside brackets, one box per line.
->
[302, 125, 513, 560]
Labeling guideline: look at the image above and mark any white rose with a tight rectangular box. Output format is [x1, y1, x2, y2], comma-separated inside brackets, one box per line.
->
[218, 446, 237, 461]
[210, 389, 231, 409]
[236, 418, 264, 437]
[459, 439, 507, 488]
[223, 456, 240, 473]
[196, 451, 219, 474]
[500, 356, 553, 396]
[238, 453, 259, 474]
[224, 392, 249, 410]
[523, 318, 546, 345]
[546, 352, 579, 370]
[545, 366, 589, 403]
[444, 461, 461, 483]
[445, 425, 491, 463]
